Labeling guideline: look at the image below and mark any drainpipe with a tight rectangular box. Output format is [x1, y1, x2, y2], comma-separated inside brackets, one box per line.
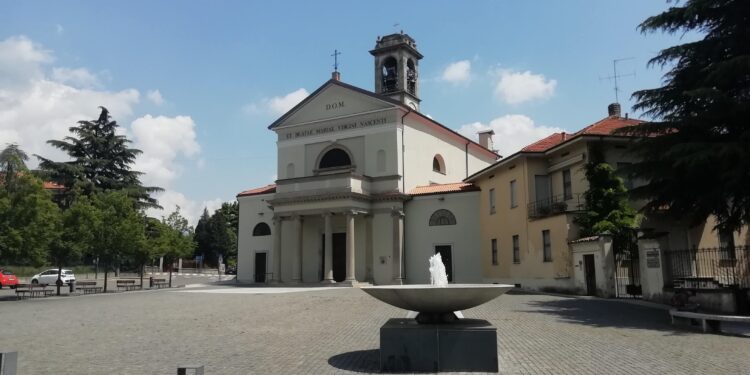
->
[400, 109, 411, 281]
[465, 142, 469, 178]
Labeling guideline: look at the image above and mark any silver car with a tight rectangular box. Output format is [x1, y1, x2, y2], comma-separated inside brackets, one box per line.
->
[30, 269, 76, 285]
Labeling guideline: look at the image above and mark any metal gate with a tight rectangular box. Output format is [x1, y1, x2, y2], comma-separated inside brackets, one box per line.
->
[614, 231, 642, 298]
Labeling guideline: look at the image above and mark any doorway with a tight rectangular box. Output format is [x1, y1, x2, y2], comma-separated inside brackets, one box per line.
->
[254, 252, 267, 283]
[321, 233, 347, 282]
[434, 245, 453, 282]
[583, 254, 596, 296]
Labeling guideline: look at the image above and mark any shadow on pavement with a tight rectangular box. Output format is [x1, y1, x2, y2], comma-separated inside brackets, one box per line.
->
[328, 349, 380, 373]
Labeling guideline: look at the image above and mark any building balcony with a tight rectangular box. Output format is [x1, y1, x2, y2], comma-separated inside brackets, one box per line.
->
[527, 193, 586, 219]
[274, 171, 401, 201]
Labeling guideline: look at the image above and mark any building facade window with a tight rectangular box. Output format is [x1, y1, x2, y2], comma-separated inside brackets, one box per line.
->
[432, 154, 445, 174]
[542, 230, 552, 262]
[319, 148, 352, 169]
[510, 180, 517, 208]
[491, 239, 498, 265]
[489, 188, 496, 214]
[429, 209, 456, 226]
[512, 235, 520, 264]
[562, 169, 572, 200]
[252, 222, 271, 236]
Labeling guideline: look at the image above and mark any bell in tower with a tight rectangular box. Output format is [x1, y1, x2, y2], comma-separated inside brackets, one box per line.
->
[370, 31, 423, 111]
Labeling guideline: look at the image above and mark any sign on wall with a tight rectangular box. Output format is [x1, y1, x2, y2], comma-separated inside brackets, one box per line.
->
[278, 112, 395, 141]
[645, 249, 660, 268]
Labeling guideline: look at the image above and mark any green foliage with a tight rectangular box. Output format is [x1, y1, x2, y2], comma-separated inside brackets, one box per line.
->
[0, 174, 60, 266]
[575, 146, 639, 238]
[194, 203, 237, 266]
[622, 0, 750, 233]
[89, 192, 147, 272]
[148, 206, 195, 269]
[1, 143, 30, 193]
[36, 107, 163, 209]
[49, 196, 99, 268]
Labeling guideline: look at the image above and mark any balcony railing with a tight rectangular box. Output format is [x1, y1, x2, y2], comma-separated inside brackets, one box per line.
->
[527, 193, 585, 218]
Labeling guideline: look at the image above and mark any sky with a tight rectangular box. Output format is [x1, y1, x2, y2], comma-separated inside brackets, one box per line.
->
[0, 1, 697, 225]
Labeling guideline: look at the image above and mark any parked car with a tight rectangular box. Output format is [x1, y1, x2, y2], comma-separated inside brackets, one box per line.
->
[0, 269, 19, 289]
[30, 269, 76, 285]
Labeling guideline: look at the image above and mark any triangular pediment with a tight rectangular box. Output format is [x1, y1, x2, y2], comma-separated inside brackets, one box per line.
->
[269, 80, 403, 130]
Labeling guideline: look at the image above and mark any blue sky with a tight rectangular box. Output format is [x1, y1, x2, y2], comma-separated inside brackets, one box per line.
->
[0, 1, 694, 224]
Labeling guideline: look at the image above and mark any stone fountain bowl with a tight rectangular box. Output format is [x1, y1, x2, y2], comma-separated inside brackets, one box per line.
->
[361, 284, 514, 314]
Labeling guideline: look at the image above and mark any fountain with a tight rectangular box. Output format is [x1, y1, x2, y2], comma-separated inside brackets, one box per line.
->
[361, 253, 513, 372]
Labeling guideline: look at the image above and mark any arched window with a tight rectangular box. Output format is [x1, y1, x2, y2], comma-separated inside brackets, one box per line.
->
[286, 163, 295, 178]
[433, 154, 445, 174]
[382, 57, 398, 92]
[376, 149, 386, 172]
[429, 209, 456, 226]
[319, 148, 352, 169]
[252, 222, 271, 236]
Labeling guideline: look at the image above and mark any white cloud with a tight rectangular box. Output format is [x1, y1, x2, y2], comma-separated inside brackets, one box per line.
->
[131, 114, 200, 188]
[246, 88, 309, 116]
[441, 60, 472, 84]
[147, 190, 222, 226]
[457, 114, 563, 155]
[494, 69, 557, 105]
[51, 67, 101, 88]
[147, 89, 164, 106]
[0, 35, 52, 88]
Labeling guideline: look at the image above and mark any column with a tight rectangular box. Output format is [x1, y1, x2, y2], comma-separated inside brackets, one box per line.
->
[272, 217, 282, 283]
[323, 213, 334, 282]
[292, 216, 303, 283]
[365, 215, 374, 282]
[392, 210, 405, 284]
[345, 212, 356, 282]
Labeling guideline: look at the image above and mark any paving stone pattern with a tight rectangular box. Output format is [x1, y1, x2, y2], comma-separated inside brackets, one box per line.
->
[0, 287, 748, 374]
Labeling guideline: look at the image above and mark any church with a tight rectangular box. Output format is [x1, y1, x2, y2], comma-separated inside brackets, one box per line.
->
[236, 33, 498, 285]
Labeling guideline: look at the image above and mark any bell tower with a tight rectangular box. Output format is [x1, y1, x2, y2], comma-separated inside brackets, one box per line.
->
[370, 32, 423, 111]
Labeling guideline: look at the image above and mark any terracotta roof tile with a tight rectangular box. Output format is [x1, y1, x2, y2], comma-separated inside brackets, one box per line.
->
[521, 132, 566, 152]
[43, 181, 65, 190]
[521, 116, 644, 153]
[237, 184, 277, 197]
[569, 235, 600, 244]
[409, 182, 479, 196]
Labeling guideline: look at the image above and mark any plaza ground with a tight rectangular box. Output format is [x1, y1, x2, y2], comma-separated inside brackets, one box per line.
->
[0, 285, 748, 375]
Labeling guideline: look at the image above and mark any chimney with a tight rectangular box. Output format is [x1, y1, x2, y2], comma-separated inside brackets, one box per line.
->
[561, 131, 566, 141]
[608, 103, 621, 117]
[478, 129, 495, 150]
[331, 71, 341, 81]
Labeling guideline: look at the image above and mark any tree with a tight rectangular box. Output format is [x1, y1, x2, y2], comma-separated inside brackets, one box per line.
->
[193, 205, 235, 267]
[0, 143, 29, 193]
[623, 0, 750, 235]
[90, 192, 146, 292]
[150, 206, 195, 287]
[49, 196, 98, 295]
[37, 107, 162, 209]
[0, 174, 60, 266]
[575, 145, 639, 239]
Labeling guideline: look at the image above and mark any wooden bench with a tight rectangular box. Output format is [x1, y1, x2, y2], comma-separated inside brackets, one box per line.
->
[152, 278, 168, 289]
[15, 283, 52, 299]
[116, 279, 140, 292]
[76, 281, 103, 295]
[669, 308, 750, 333]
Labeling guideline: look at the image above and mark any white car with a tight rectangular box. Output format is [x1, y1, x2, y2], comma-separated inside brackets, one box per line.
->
[31, 269, 76, 285]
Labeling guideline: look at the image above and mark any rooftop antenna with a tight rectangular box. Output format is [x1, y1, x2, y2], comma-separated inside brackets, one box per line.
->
[393, 23, 400, 33]
[331, 49, 341, 72]
[599, 57, 635, 103]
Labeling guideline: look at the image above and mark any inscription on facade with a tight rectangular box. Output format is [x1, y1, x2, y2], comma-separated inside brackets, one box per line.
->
[282, 115, 390, 140]
[325, 101, 344, 110]
[646, 249, 660, 268]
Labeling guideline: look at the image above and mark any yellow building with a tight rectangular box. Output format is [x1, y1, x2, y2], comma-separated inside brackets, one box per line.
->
[466, 104, 748, 294]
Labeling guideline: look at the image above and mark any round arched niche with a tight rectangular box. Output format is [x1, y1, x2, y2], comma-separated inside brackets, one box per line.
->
[252, 222, 271, 236]
[433, 154, 446, 174]
[315, 144, 355, 172]
[429, 209, 456, 226]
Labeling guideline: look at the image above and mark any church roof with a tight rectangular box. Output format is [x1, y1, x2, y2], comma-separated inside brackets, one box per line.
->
[237, 184, 277, 197]
[409, 182, 479, 196]
[266, 79, 499, 159]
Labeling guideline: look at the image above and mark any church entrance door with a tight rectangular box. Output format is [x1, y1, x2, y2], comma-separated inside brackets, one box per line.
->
[321, 233, 347, 282]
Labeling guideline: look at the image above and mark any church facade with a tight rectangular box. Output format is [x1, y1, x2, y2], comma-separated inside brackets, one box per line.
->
[236, 33, 498, 285]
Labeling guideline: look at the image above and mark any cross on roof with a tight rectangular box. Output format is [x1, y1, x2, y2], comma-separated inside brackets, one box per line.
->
[331, 49, 341, 72]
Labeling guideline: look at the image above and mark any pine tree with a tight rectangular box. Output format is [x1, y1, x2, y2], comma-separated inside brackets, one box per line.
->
[37, 107, 162, 209]
[0, 143, 29, 193]
[623, 0, 750, 234]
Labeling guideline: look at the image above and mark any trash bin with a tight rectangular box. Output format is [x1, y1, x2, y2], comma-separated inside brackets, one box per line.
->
[69, 280, 75, 294]
[149, 276, 154, 288]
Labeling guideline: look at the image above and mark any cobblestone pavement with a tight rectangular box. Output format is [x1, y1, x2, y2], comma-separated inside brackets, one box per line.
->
[0, 286, 748, 375]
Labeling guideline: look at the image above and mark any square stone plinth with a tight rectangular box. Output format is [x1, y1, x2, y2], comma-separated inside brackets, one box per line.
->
[380, 318, 498, 373]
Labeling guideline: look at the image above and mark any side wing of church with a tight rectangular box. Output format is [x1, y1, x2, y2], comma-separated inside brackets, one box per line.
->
[237, 33, 498, 285]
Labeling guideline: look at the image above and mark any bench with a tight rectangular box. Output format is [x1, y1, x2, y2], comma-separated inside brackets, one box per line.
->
[116, 279, 141, 292]
[669, 308, 750, 333]
[76, 281, 103, 295]
[152, 278, 168, 289]
[15, 283, 51, 299]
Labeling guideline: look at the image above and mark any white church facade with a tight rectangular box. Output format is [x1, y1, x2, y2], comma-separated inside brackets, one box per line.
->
[236, 33, 498, 285]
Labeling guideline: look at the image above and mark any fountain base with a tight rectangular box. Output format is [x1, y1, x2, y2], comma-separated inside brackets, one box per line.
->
[380, 318, 498, 373]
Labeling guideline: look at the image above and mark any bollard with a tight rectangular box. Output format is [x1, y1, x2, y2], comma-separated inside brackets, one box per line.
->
[69, 280, 75, 294]
[177, 365, 204, 375]
[149, 276, 154, 288]
[0, 352, 17, 375]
